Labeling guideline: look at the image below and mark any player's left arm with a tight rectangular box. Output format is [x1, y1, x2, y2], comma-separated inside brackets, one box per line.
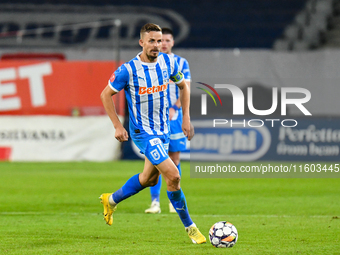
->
[176, 58, 191, 108]
[170, 57, 193, 140]
[173, 81, 190, 109]
[170, 58, 191, 117]
[177, 79, 193, 140]
[169, 80, 190, 120]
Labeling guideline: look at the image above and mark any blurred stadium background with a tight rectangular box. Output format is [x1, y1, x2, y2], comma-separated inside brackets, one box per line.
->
[0, 0, 339, 162]
[1, 1, 340, 254]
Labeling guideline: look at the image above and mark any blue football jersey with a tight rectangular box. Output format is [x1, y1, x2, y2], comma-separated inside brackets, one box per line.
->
[168, 53, 191, 107]
[108, 52, 184, 136]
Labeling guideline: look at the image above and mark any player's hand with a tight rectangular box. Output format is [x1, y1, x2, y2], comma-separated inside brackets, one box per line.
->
[182, 117, 194, 141]
[115, 126, 129, 142]
[169, 107, 176, 120]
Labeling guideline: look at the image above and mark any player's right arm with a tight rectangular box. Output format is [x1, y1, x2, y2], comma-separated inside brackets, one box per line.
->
[100, 65, 129, 142]
[100, 85, 128, 142]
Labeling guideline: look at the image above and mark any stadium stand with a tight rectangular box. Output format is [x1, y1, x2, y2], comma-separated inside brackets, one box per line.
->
[323, 0, 340, 47]
[4, 0, 340, 51]
[1, 0, 307, 49]
[274, 0, 340, 51]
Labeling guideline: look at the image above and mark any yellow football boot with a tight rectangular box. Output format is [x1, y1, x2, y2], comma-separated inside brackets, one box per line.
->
[99, 193, 117, 226]
[186, 226, 207, 244]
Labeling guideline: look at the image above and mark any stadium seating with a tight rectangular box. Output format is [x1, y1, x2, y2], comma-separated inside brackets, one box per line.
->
[6, 0, 340, 50]
[292, 40, 310, 50]
[1, 0, 308, 49]
[273, 39, 292, 51]
[283, 25, 301, 41]
[274, 0, 338, 51]
[177, 0, 308, 48]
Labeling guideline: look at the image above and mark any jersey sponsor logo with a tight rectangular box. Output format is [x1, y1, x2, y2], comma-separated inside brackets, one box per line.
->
[150, 149, 160, 161]
[138, 84, 168, 95]
[109, 73, 115, 83]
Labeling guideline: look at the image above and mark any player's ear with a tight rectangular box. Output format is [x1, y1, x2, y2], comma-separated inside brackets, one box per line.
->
[139, 39, 143, 47]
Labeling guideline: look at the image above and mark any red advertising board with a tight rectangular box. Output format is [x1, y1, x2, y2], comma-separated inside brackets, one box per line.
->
[0, 146, 11, 161]
[0, 61, 125, 116]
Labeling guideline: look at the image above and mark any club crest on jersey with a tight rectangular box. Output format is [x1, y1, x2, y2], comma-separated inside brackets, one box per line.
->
[138, 84, 168, 95]
[162, 69, 169, 80]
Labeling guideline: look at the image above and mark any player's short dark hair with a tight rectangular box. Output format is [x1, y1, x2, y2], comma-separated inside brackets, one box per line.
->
[140, 23, 162, 38]
[162, 28, 173, 37]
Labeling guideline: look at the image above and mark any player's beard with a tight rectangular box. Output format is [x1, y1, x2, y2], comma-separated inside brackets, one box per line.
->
[146, 49, 159, 62]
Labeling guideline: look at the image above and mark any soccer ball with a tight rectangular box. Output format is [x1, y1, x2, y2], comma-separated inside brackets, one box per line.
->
[209, 221, 238, 248]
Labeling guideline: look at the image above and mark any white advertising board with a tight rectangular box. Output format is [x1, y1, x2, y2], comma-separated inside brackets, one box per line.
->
[0, 116, 122, 161]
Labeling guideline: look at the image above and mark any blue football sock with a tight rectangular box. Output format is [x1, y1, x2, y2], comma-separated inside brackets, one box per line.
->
[167, 189, 193, 227]
[177, 163, 182, 177]
[150, 175, 162, 202]
[111, 174, 144, 204]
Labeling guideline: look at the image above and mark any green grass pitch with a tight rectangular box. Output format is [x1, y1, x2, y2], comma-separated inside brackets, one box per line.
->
[0, 161, 339, 255]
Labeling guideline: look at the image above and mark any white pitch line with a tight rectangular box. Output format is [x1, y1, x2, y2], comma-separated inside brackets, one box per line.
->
[0, 212, 337, 218]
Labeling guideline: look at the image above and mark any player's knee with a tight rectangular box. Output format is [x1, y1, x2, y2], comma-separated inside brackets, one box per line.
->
[167, 174, 180, 189]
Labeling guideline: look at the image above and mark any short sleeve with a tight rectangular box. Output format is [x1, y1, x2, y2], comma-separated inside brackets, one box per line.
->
[181, 59, 191, 81]
[108, 64, 129, 92]
[170, 60, 184, 84]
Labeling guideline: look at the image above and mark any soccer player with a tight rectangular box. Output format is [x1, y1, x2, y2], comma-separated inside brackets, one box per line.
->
[145, 28, 191, 214]
[99, 23, 206, 244]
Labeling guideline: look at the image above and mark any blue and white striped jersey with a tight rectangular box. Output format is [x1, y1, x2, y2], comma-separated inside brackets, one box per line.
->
[108, 52, 184, 136]
[168, 53, 191, 107]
